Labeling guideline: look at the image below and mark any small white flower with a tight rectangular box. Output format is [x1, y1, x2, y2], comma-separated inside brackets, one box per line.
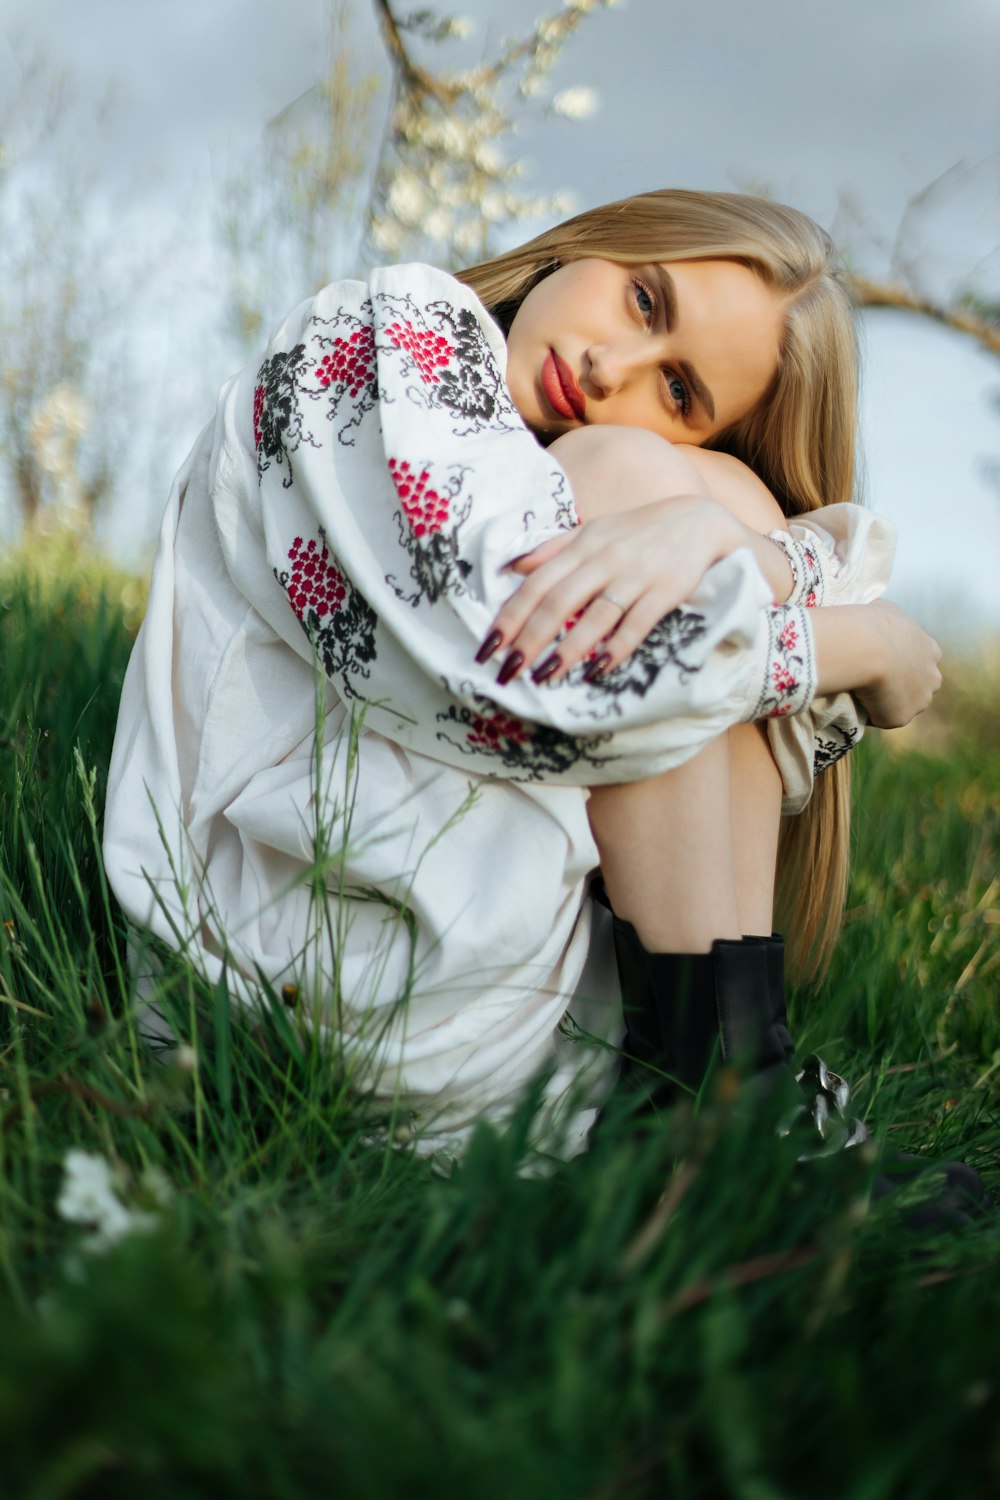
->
[481, 190, 507, 223]
[56, 1150, 122, 1226]
[173, 1043, 198, 1073]
[474, 142, 504, 174]
[423, 207, 455, 244]
[446, 17, 474, 39]
[439, 118, 476, 159]
[56, 1149, 166, 1258]
[84, 1204, 159, 1255]
[551, 86, 600, 120]
[387, 171, 429, 228]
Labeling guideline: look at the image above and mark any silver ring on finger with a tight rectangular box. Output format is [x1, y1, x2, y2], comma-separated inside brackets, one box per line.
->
[597, 589, 628, 614]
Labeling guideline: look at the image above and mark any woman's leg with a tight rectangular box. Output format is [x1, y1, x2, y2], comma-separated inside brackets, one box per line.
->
[588, 720, 782, 950]
[587, 722, 788, 1107]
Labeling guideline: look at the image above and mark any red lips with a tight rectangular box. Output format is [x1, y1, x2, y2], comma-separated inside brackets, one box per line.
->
[541, 350, 586, 421]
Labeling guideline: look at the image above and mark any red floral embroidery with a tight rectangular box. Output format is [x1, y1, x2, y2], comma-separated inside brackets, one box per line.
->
[385, 322, 454, 384]
[804, 590, 818, 608]
[387, 458, 451, 537]
[752, 604, 813, 720]
[314, 327, 377, 397]
[252, 385, 265, 450]
[467, 707, 531, 754]
[284, 536, 348, 621]
[274, 531, 378, 699]
[772, 661, 798, 695]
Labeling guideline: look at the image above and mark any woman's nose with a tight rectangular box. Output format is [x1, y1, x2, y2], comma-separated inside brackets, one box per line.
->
[585, 338, 654, 397]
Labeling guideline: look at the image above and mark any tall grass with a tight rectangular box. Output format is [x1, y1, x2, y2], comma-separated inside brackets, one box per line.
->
[1, 549, 998, 1500]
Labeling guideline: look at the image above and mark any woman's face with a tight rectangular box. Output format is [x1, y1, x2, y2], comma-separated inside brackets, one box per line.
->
[504, 256, 785, 444]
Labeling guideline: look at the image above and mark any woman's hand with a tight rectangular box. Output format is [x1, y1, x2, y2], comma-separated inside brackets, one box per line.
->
[810, 599, 942, 728]
[475, 494, 742, 685]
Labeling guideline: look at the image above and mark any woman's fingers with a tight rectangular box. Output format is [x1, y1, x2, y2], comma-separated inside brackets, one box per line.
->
[507, 532, 575, 574]
[481, 531, 614, 661]
[474, 499, 724, 683]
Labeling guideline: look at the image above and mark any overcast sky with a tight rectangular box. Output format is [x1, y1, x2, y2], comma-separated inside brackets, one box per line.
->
[3, 0, 998, 634]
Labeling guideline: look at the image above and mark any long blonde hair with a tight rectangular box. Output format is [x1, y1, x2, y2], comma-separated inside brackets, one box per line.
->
[458, 189, 859, 982]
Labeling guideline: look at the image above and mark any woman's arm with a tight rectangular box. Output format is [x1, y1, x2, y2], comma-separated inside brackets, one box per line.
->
[486, 425, 939, 729]
[809, 600, 941, 727]
[485, 426, 793, 681]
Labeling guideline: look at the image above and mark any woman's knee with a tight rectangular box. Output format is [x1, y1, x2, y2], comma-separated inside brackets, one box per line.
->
[549, 425, 704, 523]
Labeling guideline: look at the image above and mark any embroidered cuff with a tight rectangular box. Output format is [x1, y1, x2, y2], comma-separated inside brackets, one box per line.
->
[767, 530, 827, 607]
[750, 603, 815, 720]
[813, 723, 861, 776]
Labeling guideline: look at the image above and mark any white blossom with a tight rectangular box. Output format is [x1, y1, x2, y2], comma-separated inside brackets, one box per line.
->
[173, 1043, 198, 1074]
[551, 86, 600, 120]
[445, 17, 474, 41]
[57, 1150, 121, 1226]
[481, 190, 508, 223]
[423, 207, 455, 244]
[56, 1149, 165, 1257]
[387, 171, 429, 227]
[473, 142, 504, 174]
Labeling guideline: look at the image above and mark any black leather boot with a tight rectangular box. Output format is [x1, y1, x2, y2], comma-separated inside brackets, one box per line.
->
[609, 902, 791, 1112]
[604, 892, 989, 1226]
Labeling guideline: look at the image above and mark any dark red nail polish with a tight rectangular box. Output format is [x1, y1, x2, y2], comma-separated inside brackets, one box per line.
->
[531, 654, 561, 684]
[497, 650, 524, 685]
[475, 629, 503, 664]
[583, 652, 612, 682]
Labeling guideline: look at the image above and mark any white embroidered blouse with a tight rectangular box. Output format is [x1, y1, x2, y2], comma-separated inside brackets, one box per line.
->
[103, 264, 893, 1152]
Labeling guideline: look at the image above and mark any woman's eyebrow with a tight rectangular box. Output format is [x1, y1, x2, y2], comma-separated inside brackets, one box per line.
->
[652, 265, 716, 423]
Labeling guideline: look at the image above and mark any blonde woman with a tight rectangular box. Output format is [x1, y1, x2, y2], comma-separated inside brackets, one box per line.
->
[105, 190, 945, 1160]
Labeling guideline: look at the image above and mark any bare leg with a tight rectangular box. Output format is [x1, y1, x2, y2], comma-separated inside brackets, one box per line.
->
[588, 720, 782, 951]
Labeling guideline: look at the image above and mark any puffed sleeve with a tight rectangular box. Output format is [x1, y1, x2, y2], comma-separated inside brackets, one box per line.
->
[765, 504, 897, 813]
[211, 262, 820, 788]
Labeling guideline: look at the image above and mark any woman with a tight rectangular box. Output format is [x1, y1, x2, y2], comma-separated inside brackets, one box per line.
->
[103, 189, 938, 1157]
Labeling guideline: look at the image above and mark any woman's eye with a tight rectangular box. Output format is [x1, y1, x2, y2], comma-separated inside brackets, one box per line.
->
[632, 279, 655, 319]
[666, 373, 690, 415]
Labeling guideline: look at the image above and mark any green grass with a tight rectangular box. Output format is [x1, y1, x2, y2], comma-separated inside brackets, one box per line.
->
[1, 548, 999, 1500]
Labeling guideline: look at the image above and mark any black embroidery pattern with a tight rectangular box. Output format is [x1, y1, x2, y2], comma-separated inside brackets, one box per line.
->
[435, 694, 614, 781]
[580, 609, 708, 712]
[376, 292, 519, 436]
[386, 458, 474, 606]
[274, 533, 378, 698]
[520, 468, 580, 539]
[254, 344, 315, 486]
[813, 724, 859, 776]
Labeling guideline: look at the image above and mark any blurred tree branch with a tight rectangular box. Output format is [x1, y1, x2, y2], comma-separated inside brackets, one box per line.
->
[851, 276, 1000, 358]
[836, 162, 1000, 358]
[365, 0, 612, 266]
